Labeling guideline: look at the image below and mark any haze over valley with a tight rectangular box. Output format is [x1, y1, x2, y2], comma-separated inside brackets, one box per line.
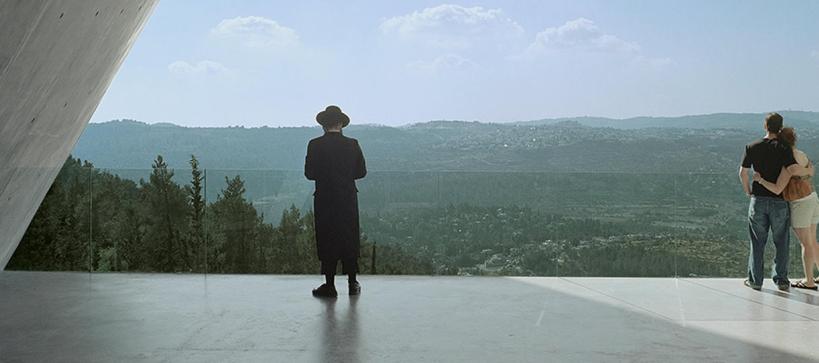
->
[76, 111, 819, 174]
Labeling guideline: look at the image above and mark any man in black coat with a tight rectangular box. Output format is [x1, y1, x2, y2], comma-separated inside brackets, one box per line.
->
[306, 105, 367, 298]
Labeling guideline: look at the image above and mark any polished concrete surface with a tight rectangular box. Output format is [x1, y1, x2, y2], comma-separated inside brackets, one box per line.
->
[0, 0, 158, 269]
[2, 272, 819, 362]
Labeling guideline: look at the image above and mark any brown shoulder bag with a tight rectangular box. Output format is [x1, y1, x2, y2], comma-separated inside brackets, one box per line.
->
[783, 161, 814, 201]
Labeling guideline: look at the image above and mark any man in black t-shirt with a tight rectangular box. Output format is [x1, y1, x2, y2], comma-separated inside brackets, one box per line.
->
[739, 113, 810, 290]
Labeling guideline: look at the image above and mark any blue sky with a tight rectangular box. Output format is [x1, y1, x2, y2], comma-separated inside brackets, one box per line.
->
[90, 1, 819, 127]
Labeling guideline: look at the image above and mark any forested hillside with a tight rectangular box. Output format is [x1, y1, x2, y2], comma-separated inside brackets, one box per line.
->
[12, 112, 819, 277]
[8, 157, 431, 275]
[73, 112, 819, 173]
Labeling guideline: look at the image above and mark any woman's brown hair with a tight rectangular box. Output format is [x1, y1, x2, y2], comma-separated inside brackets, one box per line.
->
[779, 127, 797, 148]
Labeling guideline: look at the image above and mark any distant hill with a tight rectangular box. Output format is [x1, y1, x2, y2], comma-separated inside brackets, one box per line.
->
[513, 111, 819, 129]
[72, 112, 819, 173]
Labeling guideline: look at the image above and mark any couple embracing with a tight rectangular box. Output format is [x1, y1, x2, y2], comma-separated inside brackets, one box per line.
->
[740, 112, 818, 290]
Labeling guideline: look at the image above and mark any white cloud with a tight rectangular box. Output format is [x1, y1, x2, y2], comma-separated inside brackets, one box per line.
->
[408, 54, 479, 73]
[380, 4, 524, 49]
[168, 60, 229, 75]
[211, 16, 299, 49]
[521, 18, 670, 69]
[527, 18, 640, 54]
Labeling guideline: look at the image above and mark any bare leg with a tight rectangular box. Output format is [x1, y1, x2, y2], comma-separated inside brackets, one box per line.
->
[810, 224, 819, 280]
[793, 226, 816, 287]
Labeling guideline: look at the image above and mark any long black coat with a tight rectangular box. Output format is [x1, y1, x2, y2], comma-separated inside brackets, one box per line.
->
[305, 132, 367, 262]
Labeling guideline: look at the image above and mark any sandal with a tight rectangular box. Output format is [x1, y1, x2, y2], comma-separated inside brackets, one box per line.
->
[792, 280, 818, 290]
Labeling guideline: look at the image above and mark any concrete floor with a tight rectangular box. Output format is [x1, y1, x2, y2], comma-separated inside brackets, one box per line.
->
[1, 272, 819, 362]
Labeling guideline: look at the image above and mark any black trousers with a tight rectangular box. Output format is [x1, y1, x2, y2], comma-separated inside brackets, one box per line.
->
[321, 258, 358, 275]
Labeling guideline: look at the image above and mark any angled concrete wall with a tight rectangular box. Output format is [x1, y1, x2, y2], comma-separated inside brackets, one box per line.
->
[0, 0, 158, 269]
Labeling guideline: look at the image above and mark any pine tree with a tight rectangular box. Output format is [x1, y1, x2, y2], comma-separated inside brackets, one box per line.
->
[141, 155, 188, 272]
[187, 155, 205, 271]
[211, 175, 260, 273]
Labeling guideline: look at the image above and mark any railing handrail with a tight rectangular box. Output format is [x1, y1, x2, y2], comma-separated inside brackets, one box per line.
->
[92, 167, 739, 176]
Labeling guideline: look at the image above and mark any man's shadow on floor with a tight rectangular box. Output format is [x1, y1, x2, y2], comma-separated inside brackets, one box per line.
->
[319, 296, 360, 362]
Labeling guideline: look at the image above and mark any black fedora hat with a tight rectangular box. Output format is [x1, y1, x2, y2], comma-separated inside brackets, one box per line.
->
[316, 105, 350, 128]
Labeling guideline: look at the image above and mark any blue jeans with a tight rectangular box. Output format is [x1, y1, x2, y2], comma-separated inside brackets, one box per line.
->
[747, 196, 790, 287]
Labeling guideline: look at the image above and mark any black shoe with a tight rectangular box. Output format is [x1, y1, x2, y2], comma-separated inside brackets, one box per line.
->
[349, 281, 361, 296]
[312, 283, 338, 298]
[744, 279, 761, 291]
[777, 282, 790, 291]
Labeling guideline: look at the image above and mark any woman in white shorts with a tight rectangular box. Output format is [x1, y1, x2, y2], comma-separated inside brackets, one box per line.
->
[754, 127, 819, 290]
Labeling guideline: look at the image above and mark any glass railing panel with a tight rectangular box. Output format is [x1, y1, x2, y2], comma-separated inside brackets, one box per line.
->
[4, 161, 94, 273]
[670, 173, 747, 278]
[356, 171, 441, 275]
[88, 167, 138, 273]
[203, 169, 313, 274]
[13, 166, 771, 279]
[428, 172, 561, 276]
[434, 171, 684, 277]
[357, 170, 441, 212]
[94, 167, 202, 274]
